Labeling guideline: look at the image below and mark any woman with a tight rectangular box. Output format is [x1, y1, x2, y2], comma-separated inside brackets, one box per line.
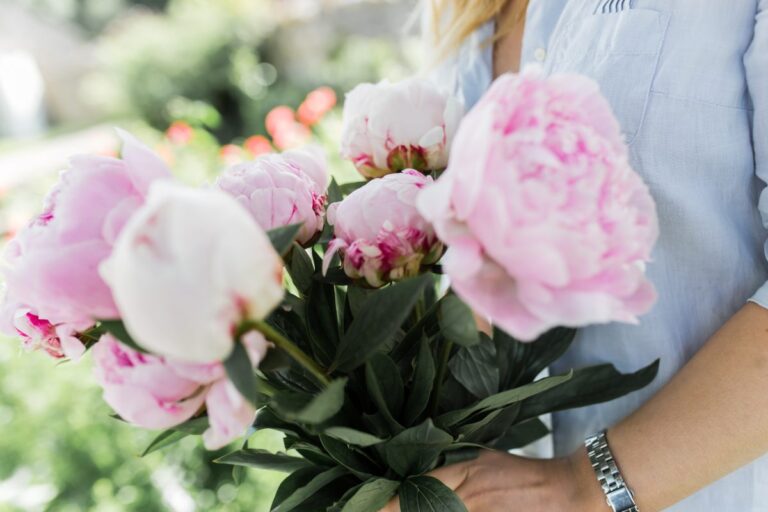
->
[383, 1, 768, 511]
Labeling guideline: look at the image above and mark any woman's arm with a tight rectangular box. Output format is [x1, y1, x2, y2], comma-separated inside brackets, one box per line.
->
[603, 302, 768, 510]
[578, 4, 768, 510]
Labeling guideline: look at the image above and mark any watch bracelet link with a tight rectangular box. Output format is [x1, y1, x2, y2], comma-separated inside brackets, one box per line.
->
[585, 430, 639, 512]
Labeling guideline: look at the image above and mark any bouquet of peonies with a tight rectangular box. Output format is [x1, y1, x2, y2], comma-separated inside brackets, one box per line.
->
[1, 69, 660, 511]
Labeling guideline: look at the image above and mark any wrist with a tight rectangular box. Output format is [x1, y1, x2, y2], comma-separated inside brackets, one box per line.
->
[566, 448, 610, 512]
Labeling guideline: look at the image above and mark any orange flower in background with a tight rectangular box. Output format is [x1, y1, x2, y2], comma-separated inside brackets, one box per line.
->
[154, 143, 176, 167]
[272, 123, 311, 150]
[220, 144, 244, 165]
[265, 106, 296, 137]
[166, 121, 194, 145]
[298, 86, 337, 126]
[98, 148, 119, 158]
[266, 105, 311, 149]
[244, 135, 273, 158]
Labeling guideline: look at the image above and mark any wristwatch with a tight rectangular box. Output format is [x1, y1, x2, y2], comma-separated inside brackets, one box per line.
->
[585, 431, 640, 512]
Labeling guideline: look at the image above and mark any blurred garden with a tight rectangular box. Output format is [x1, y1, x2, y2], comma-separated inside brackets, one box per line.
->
[0, 0, 419, 509]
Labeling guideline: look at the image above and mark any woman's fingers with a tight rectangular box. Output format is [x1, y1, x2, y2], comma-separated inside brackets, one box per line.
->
[428, 461, 472, 492]
[380, 495, 401, 512]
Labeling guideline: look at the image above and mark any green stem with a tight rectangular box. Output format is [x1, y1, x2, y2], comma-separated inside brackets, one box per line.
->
[429, 339, 454, 416]
[255, 378, 278, 398]
[246, 320, 331, 388]
[414, 296, 426, 322]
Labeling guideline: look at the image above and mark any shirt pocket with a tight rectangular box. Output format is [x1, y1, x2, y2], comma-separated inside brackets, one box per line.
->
[545, 6, 670, 145]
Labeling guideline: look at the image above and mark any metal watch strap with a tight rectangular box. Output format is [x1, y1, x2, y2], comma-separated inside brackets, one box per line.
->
[585, 431, 639, 512]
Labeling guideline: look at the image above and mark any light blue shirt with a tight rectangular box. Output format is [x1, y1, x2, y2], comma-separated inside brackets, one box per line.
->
[441, 1, 768, 510]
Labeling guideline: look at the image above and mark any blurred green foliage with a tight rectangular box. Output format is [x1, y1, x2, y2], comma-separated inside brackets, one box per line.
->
[11, 0, 170, 35]
[0, 340, 286, 511]
[89, 0, 416, 142]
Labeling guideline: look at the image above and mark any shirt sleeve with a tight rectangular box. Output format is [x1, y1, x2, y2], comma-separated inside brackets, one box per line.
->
[746, 1, 768, 308]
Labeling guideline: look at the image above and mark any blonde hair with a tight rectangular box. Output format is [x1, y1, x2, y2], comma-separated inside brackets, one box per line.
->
[428, 0, 529, 60]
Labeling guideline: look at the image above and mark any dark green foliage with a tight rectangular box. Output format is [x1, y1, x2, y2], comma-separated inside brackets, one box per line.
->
[399, 476, 468, 512]
[206, 198, 660, 511]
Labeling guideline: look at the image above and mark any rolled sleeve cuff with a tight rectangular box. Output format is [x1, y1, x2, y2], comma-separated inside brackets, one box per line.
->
[748, 281, 768, 309]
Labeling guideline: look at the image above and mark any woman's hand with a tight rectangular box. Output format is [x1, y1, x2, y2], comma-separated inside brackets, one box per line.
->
[380, 449, 605, 512]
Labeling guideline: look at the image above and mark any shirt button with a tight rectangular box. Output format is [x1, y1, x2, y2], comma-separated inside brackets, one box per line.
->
[533, 47, 547, 62]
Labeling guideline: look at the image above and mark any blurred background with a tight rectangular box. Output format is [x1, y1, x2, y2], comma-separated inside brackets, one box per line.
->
[0, 0, 419, 510]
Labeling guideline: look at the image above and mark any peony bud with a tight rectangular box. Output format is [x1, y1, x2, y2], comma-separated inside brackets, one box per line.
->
[324, 170, 443, 287]
[340, 78, 463, 178]
[418, 69, 659, 341]
[215, 146, 329, 246]
[100, 183, 284, 363]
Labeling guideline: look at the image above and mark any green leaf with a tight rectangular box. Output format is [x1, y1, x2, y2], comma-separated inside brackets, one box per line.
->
[254, 406, 303, 439]
[223, 341, 259, 407]
[366, 353, 405, 421]
[328, 177, 344, 203]
[346, 286, 374, 318]
[271, 467, 323, 510]
[455, 405, 521, 445]
[287, 243, 315, 295]
[140, 414, 211, 456]
[268, 224, 303, 256]
[455, 408, 505, 439]
[448, 337, 499, 399]
[171, 415, 209, 435]
[378, 419, 453, 477]
[215, 449, 309, 473]
[339, 181, 366, 197]
[402, 339, 436, 426]
[517, 360, 660, 422]
[495, 326, 576, 388]
[272, 466, 348, 512]
[324, 427, 386, 447]
[399, 476, 468, 512]
[439, 295, 479, 347]
[291, 441, 336, 467]
[341, 479, 400, 512]
[306, 279, 340, 366]
[97, 319, 149, 354]
[141, 429, 188, 457]
[270, 378, 347, 424]
[318, 267, 353, 285]
[328, 483, 365, 512]
[493, 418, 550, 451]
[436, 372, 573, 428]
[332, 275, 432, 372]
[319, 435, 380, 479]
[391, 303, 440, 364]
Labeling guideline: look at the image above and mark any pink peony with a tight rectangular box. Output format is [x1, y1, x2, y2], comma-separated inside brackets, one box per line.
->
[324, 170, 443, 287]
[93, 332, 269, 450]
[92, 335, 208, 430]
[0, 296, 88, 359]
[100, 184, 284, 364]
[340, 78, 463, 178]
[215, 146, 329, 246]
[418, 69, 659, 341]
[0, 129, 171, 357]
